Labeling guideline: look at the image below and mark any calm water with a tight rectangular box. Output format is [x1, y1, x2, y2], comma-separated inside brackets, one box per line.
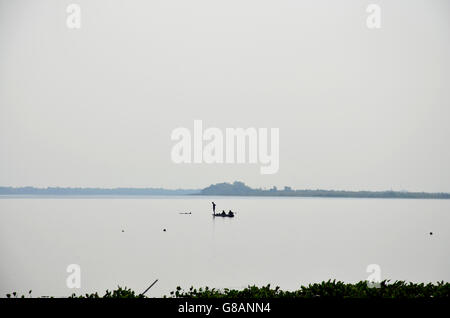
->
[0, 196, 449, 297]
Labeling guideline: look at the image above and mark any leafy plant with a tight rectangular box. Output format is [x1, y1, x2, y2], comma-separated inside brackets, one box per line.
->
[69, 286, 145, 298]
[5, 281, 450, 298]
[167, 280, 450, 298]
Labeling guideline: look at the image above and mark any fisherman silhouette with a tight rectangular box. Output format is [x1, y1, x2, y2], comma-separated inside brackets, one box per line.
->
[228, 210, 234, 217]
[221, 210, 226, 216]
[212, 202, 216, 214]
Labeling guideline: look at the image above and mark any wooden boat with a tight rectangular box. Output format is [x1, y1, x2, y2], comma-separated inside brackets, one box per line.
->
[213, 211, 235, 218]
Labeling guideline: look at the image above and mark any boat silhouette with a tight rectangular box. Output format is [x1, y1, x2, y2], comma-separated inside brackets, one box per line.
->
[213, 210, 235, 218]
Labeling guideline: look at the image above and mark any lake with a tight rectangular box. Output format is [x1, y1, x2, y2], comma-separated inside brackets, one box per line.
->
[0, 196, 449, 297]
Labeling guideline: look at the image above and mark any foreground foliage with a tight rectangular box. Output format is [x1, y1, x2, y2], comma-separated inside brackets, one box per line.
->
[167, 280, 450, 298]
[6, 280, 450, 298]
[68, 287, 145, 298]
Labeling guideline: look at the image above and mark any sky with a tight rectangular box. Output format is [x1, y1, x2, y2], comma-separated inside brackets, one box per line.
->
[0, 0, 449, 191]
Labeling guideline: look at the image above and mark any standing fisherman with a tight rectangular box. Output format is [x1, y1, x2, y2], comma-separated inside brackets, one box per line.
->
[212, 202, 216, 214]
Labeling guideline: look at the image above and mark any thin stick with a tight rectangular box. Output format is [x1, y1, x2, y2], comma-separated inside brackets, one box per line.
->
[141, 279, 158, 296]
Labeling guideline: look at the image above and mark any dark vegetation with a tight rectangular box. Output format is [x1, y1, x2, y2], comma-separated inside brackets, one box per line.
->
[0, 186, 198, 196]
[200, 181, 450, 199]
[168, 280, 450, 298]
[7, 281, 450, 298]
[68, 287, 145, 298]
[2, 181, 449, 198]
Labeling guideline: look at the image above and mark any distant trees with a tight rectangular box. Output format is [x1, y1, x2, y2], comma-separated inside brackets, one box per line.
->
[199, 182, 450, 199]
[0, 187, 199, 196]
[2, 183, 450, 199]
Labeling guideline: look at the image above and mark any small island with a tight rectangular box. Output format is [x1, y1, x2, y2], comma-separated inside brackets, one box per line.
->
[199, 181, 450, 199]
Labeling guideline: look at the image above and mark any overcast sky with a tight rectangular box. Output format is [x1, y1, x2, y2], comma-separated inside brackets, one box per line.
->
[0, 0, 449, 191]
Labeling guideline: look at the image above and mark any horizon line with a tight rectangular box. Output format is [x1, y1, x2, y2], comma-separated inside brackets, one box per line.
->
[1, 184, 450, 195]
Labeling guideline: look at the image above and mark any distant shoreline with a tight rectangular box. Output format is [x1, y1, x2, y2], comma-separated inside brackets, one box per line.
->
[1, 194, 448, 200]
[1, 182, 450, 199]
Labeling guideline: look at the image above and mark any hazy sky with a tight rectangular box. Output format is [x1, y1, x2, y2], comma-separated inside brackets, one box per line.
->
[0, 0, 449, 191]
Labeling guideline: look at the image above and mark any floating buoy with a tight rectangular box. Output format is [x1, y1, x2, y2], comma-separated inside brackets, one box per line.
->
[163, 229, 166, 232]
[429, 232, 433, 235]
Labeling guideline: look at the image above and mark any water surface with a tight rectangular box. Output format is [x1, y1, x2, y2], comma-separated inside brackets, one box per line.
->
[0, 196, 448, 297]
